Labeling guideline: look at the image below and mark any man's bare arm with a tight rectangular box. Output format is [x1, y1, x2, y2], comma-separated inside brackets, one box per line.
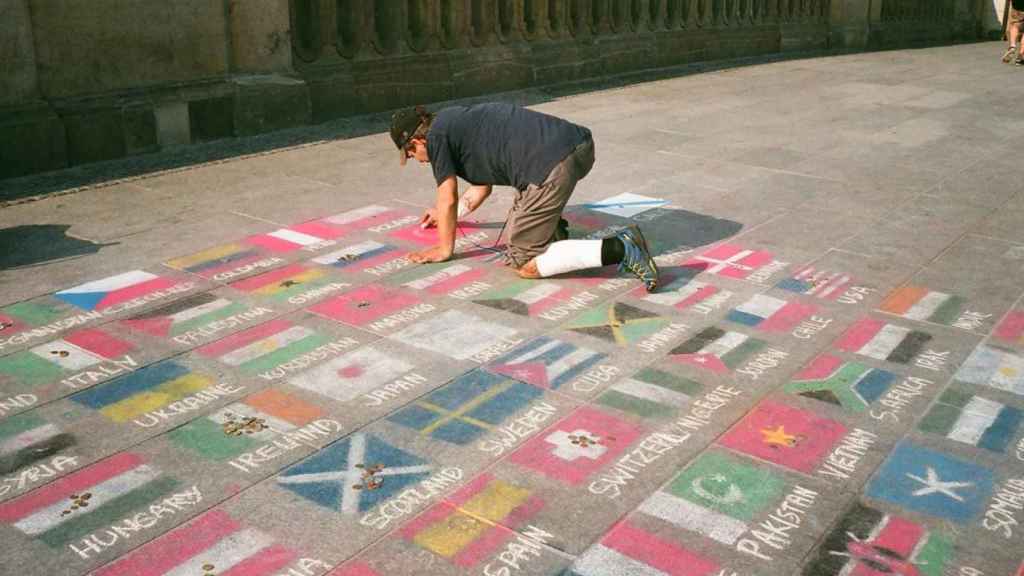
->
[410, 175, 458, 263]
[460, 185, 492, 217]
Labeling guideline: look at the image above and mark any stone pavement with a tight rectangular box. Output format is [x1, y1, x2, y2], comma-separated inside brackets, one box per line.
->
[1, 41, 1024, 576]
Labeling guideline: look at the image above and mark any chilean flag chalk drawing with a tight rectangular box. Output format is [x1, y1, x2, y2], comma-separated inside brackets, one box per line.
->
[55, 271, 178, 312]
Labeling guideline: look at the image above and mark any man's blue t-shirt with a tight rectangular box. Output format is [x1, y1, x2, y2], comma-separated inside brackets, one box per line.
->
[427, 103, 592, 191]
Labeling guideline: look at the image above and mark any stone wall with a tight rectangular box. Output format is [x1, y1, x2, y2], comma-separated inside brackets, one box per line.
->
[0, 0, 985, 180]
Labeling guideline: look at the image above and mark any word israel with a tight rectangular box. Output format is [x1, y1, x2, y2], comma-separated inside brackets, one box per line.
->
[0, 310, 103, 351]
[56, 271, 195, 314]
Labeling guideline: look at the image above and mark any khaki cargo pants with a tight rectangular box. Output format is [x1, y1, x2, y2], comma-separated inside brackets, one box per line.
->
[503, 138, 596, 268]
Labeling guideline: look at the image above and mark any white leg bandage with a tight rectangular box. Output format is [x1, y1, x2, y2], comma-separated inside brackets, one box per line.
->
[534, 240, 604, 277]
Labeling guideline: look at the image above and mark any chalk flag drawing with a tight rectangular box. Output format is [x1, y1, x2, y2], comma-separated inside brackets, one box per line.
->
[994, 310, 1024, 346]
[328, 562, 383, 576]
[879, 285, 967, 326]
[277, 433, 431, 513]
[390, 309, 518, 361]
[165, 243, 267, 279]
[802, 502, 952, 576]
[585, 193, 668, 218]
[776, 266, 855, 301]
[566, 302, 673, 345]
[388, 370, 541, 444]
[865, 441, 994, 522]
[630, 274, 719, 311]
[389, 221, 490, 246]
[55, 271, 179, 311]
[0, 327, 135, 389]
[834, 318, 932, 364]
[397, 473, 543, 567]
[398, 263, 486, 296]
[195, 318, 331, 375]
[953, 344, 1024, 396]
[487, 336, 606, 390]
[71, 362, 214, 423]
[726, 294, 817, 332]
[229, 264, 333, 302]
[288, 346, 414, 403]
[0, 452, 179, 548]
[918, 388, 1022, 453]
[637, 451, 784, 545]
[167, 389, 325, 461]
[307, 284, 420, 327]
[669, 327, 765, 373]
[507, 406, 643, 485]
[92, 509, 298, 576]
[567, 521, 721, 576]
[121, 292, 247, 338]
[0, 413, 75, 476]
[597, 367, 701, 418]
[0, 301, 65, 339]
[311, 241, 408, 273]
[784, 354, 897, 413]
[718, 401, 847, 474]
[473, 281, 575, 317]
[245, 221, 346, 252]
[317, 205, 412, 235]
[682, 244, 776, 280]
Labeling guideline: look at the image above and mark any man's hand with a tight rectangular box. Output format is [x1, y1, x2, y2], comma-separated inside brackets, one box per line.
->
[409, 246, 452, 264]
[420, 208, 438, 229]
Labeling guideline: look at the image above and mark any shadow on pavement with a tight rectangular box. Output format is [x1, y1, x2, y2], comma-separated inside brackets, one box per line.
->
[0, 224, 119, 270]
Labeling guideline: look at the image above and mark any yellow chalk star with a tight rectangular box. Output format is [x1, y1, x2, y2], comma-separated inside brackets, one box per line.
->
[761, 425, 798, 448]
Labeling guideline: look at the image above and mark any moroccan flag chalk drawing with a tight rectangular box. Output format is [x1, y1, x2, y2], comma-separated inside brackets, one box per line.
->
[288, 346, 415, 403]
[918, 388, 1022, 453]
[776, 266, 855, 301]
[567, 521, 721, 576]
[834, 318, 931, 364]
[507, 406, 643, 485]
[878, 285, 966, 326]
[472, 280, 575, 317]
[195, 318, 332, 375]
[994, 310, 1024, 347]
[167, 389, 325, 461]
[92, 509, 298, 576]
[718, 401, 847, 474]
[784, 354, 897, 412]
[245, 222, 345, 253]
[669, 327, 765, 373]
[953, 344, 1024, 396]
[0, 452, 179, 548]
[70, 361, 214, 424]
[390, 309, 518, 361]
[865, 441, 994, 522]
[307, 284, 422, 328]
[0, 413, 75, 476]
[165, 243, 269, 280]
[637, 451, 784, 545]
[277, 433, 432, 514]
[566, 302, 673, 346]
[682, 243, 776, 280]
[397, 473, 543, 567]
[55, 271, 179, 312]
[597, 367, 701, 418]
[802, 502, 952, 576]
[0, 327, 135, 390]
[486, 336, 606, 390]
[726, 294, 817, 332]
[388, 370, 542, 444]
[120, 292, 248, 339]
[397, 263, 487, 296]
[229, 263, 334, 303]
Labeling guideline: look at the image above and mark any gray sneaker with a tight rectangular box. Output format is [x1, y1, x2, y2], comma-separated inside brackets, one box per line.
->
[616, 225, 659, 292]
[1003, 46, 1018, 63]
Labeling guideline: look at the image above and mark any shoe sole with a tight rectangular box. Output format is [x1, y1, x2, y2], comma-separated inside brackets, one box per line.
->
[625, 225, 659, 291]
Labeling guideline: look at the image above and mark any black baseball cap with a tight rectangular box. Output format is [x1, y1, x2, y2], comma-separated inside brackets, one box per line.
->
[390, 106, 427, 166]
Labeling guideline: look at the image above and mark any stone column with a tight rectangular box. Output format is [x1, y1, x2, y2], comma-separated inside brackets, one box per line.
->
[0, 0, 39, 105]
[830, 0, 873, 48]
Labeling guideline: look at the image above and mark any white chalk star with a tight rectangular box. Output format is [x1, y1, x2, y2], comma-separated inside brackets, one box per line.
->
[905, 466, 972, 502]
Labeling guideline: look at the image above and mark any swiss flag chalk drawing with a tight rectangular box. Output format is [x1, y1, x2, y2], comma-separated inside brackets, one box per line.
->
[507, 406, 644, 485]
[718, 401, 847, 474]
[308, 284, 421, 327]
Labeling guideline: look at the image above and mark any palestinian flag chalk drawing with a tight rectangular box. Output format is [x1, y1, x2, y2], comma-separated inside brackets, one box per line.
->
[93, 509, 298, 576]
[879, 285, 966, 326]
[784, 354, 897, 413]
[802, 502, 952, 576]
[567, 521, 721, 576]
[0, 452, 179, 548]
[918, 388, 1022, 453]
[55, 271, 180, 312]
[397, 473, 543, 567]
[669, 327, 765, 374]
[120, 292, 247, 339]
[388, 370, 542, 445]
[487, 336, 606, 390]
[167, 389, 325, 461]
[834, 318, 931, 364]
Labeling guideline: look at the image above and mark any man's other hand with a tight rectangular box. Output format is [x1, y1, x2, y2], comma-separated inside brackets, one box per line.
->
[409, 246, 452, 263]
[420, 208, 438, 229]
